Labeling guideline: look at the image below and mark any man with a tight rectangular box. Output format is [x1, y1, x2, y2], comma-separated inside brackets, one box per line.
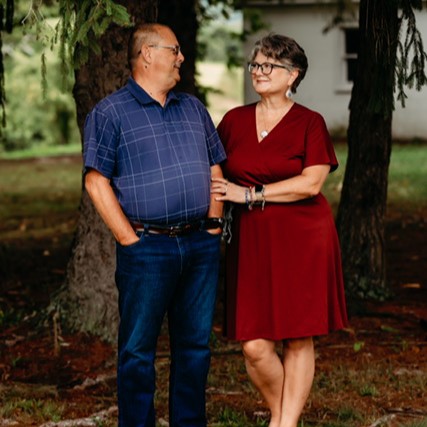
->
[83, 23, 226, 427]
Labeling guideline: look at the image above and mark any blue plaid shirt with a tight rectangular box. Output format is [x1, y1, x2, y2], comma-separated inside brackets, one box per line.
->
[84, 77, 226, 225]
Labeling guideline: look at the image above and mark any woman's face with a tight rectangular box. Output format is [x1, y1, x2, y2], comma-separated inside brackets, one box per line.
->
[250, 52, 297, 97]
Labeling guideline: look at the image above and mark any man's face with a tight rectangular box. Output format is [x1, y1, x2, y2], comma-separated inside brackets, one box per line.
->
[149, 27, 185, 90]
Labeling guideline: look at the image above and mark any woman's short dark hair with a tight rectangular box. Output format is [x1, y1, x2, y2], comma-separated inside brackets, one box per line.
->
[250, 33, 308, 93]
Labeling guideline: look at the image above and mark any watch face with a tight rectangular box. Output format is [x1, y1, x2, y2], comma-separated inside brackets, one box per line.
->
[206, 218, 224, 228]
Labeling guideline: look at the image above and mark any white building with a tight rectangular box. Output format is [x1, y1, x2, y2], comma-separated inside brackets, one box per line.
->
[242, 1, 427, 140]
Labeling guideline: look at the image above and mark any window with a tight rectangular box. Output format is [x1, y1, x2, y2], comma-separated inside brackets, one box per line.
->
[343, 27, 359, 83]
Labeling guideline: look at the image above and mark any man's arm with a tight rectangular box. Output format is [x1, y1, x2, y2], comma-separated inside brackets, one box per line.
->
[206, 164, 224, 235]
[208, 164, 224, 218]
[85, 169, 139, 246]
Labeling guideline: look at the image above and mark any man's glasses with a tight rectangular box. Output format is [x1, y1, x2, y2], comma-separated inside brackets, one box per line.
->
[148, 44, 181, 56]
[247, 62, 292, 75]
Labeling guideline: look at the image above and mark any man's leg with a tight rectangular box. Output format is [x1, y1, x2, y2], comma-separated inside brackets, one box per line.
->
[115, 233, 181, 427]
[168, 231, 221, 427]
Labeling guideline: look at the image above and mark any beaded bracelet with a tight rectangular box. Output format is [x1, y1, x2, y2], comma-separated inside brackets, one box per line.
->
[245, 187, 254, 210]
[254, 185, 266, 211]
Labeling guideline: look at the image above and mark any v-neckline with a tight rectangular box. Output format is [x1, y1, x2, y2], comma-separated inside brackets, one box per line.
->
[255, 102, 295, 144]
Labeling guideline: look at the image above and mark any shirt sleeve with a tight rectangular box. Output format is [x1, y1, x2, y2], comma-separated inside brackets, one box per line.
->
[83, 105, 119, 179]
[303, 112, 339, 172]
[198, 101, 227, 166]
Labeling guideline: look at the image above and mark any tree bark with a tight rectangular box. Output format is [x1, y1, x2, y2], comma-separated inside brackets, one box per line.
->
[336, 0, 399, 302]
[52, 0, 201, 341]
[158, 0, 199, 96]
[51, 1, 158, 341]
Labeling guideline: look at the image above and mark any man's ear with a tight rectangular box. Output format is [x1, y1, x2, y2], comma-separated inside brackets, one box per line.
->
[139, 44, 152, 64]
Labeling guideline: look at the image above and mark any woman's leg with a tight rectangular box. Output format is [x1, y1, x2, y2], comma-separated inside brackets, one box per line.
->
[242, 339, 284, 427]
[279, 337, 315, 427]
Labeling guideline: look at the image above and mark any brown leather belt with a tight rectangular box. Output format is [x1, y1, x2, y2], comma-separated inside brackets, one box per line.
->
[130, 218, 223, 237]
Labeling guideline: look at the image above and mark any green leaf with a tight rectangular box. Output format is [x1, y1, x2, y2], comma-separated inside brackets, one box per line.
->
[380, 325, 400, 334]
[353, 341, 365, 352]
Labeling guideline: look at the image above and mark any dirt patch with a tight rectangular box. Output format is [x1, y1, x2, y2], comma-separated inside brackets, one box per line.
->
[0, 184, 426, 426]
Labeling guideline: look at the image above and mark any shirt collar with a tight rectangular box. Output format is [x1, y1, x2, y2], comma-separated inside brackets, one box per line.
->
[126, 76, 179, 106]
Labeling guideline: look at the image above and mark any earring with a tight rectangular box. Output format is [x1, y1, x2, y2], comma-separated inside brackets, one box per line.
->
[286, 88, 293, 98]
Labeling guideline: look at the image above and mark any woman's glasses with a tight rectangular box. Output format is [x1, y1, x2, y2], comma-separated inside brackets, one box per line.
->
[248, 62, 292, 75]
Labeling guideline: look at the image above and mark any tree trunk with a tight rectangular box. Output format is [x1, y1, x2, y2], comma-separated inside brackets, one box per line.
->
[158, 0, 199, 96]
[51, 1, 158, 341]
[336, 0, 399, 303]
[52, 0, 201, 341]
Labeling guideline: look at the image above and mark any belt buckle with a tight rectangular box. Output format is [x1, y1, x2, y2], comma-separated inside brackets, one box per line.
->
[168, 223, 194, 237]
[183, 223, 193, 233]
[168, 226, 178, 237]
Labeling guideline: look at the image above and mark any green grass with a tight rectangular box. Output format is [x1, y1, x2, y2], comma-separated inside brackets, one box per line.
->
[388, 144, 427, 208]
[0, 398, 64, 424]
[401, 420, 427, 427]
[322, 143, 427, 211]
[0, 143, 425, 239]
[0, 142, 81, 160]
[0, 155, 82, 239]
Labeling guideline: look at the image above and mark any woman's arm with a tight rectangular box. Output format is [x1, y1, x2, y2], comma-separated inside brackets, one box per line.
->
[211, 164, 331, 205]
[261, 164, 330, 202]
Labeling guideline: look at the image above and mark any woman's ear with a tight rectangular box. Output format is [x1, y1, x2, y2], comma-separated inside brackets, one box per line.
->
[289, 69, 299, 87]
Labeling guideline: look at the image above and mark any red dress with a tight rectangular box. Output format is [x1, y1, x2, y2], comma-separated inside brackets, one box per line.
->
[217, 103, 348, 341]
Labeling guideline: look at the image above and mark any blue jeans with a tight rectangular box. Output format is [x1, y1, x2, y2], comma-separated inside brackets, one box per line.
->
[115, 230, 221, 427]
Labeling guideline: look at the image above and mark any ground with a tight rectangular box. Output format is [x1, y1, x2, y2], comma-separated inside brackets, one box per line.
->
[0, 158, 426, 427]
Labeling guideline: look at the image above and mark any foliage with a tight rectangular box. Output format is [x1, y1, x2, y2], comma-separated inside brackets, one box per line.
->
[0, 0, 246, 152]
[0, 0, 15, 126]
[326, 0, 427, 113]
[21, 0, 131, 70]
[334, 0, 427, 301]
[197, 62, 243, 124]
[396, 0, 427, 107]
[1, 23, 81, 152]
[198, 18, 242, 65]
[1, 0, 426, 130]
[197, 3, 268, 68]
[0, 0, 131, 131]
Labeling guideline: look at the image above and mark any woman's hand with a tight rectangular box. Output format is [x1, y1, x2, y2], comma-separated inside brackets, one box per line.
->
[211, 177, 247, 204]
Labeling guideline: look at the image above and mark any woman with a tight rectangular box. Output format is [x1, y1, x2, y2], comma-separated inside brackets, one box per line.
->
[212, 34, 348, 427]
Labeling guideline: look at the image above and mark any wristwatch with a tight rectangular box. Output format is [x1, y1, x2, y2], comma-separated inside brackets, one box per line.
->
[204, 217, 225, 229]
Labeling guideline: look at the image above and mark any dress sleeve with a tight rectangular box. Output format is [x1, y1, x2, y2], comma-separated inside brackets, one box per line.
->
[303, 112, 338, 172]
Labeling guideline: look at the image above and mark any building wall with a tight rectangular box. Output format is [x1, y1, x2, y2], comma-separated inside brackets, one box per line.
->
[243, 4, 427, 140]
